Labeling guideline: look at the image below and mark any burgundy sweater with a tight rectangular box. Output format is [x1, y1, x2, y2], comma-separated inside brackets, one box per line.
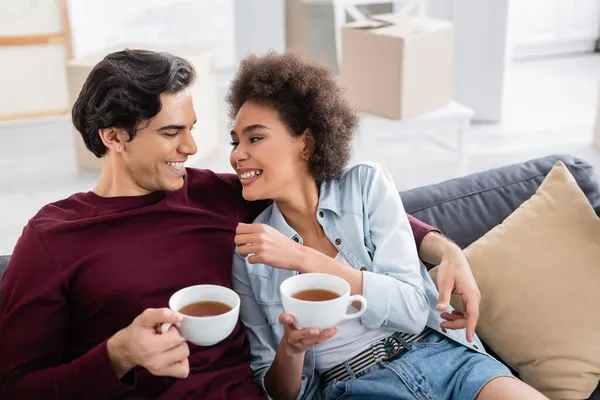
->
[0, 168, 436, 399]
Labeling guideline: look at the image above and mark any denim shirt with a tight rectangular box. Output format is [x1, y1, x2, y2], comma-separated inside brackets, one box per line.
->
[231, 162, 488, 400]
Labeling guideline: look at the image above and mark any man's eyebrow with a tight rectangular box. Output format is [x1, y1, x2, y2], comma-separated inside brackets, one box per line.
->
[157, 120, 197, 131]
[157, 124, 186, 131]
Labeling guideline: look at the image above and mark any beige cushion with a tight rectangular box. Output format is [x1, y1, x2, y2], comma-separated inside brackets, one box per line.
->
[430, 161, 600, 399]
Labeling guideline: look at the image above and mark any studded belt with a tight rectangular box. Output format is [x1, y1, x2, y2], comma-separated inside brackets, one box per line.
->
[321, 328, 432, 384]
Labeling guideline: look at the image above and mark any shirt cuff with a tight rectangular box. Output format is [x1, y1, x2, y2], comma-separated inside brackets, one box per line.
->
[360, 271, 392, 329]
[87, 340, 136, 397]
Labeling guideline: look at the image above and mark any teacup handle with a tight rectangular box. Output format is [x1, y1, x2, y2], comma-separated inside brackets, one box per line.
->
[160, 322, 181, 335]
[341, 295, 367, 321]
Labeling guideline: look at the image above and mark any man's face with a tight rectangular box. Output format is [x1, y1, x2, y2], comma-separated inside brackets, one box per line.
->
[119, 90, 198, 193]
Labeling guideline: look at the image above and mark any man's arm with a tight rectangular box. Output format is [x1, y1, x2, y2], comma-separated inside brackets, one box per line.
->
[406, 215, 481, 343]
[0, 224, 193, 399]
[417, 230, 457, 266]
[406, 214, 439, 250]
[0, 224, 133, 400]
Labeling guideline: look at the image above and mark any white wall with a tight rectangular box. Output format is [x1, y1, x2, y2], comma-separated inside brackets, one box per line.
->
[510, 0, 600, 59]
[429, 0, 511, 123]
[67, 0, 235, 69]
[233, 0, 286, 64]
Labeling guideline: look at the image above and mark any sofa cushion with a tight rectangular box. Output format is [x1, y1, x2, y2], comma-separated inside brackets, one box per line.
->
[438, 162, 600, 399]
[0, 255, 9, 294]
[400, 154, 600, 249]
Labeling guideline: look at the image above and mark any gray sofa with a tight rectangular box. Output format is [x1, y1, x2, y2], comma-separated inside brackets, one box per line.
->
[0, 154, 599, 398]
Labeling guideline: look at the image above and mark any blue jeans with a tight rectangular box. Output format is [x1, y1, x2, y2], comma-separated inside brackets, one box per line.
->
[322, 331, 513, 400]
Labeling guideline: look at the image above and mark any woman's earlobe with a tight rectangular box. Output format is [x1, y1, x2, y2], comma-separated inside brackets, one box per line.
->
[301, 130, 315, 161]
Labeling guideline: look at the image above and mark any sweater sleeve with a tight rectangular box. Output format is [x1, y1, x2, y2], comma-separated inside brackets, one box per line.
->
[406, 214, 439, 248]
[0, 223, 133, 400]
[216, 173, 270, 222]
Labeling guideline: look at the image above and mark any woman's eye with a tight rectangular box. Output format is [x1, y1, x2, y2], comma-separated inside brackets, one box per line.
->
[229, 141, 239, 147]
[250, 137, 262, 144]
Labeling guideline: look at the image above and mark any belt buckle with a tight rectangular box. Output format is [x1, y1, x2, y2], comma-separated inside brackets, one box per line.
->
[383, 335, 402, 360]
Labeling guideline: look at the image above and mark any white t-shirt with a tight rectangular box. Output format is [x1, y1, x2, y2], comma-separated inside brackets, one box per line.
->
[314, 252, 392, 373]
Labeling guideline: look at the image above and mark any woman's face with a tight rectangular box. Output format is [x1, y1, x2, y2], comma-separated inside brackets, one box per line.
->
[230, 101, 310, 201]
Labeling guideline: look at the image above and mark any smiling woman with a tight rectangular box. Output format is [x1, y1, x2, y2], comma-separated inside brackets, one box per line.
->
[225, 52, 547, 400]
[226, 51, 358, 184]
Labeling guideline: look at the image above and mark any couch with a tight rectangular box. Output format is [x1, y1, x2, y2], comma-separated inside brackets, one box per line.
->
[1, 154, 599, 398]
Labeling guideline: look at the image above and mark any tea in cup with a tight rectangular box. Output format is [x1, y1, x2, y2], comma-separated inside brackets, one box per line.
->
[161, 284, 240, 346]
[280, 273, 367, 330]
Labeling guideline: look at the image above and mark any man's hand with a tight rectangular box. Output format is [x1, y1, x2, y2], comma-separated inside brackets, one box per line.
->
[107, 308, 190, 379]
[434, 247, 480, 343]
[418, 232, 481, 343]
[235, 223, 304, 270]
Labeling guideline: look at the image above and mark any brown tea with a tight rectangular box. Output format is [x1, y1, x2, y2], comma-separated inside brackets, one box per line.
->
[292, 289, 340, 302]
[179, 301, 232, 317]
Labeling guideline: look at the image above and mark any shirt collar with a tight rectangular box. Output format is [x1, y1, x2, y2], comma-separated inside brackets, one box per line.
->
[317, 179, 342, 216]
[268, 178, 343, 238]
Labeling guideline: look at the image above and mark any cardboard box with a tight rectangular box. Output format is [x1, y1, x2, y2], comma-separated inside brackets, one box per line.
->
[67, 44, 219, 171]
[341, 14, 454, 120]
[286, 0, 338, 69]
[0, 45, 69, 120]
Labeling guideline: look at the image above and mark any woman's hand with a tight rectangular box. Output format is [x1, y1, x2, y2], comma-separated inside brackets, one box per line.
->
[278, 314, 337, 357]
[235, 223, 304, 270]
[264, 314, 338, 400]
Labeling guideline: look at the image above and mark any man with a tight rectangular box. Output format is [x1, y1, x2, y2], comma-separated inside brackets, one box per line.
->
[0, 49, 479, 399]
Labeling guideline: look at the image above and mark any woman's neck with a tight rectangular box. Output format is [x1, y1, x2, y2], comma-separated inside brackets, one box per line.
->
[275, 179, 322, 237]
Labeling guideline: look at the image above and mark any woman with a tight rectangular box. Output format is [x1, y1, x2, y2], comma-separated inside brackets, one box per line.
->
[228, 52, 546, 400]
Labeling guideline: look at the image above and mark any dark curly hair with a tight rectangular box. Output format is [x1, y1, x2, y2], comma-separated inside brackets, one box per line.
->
[72, 49, 196, 157]
[226, 51, 358, 182]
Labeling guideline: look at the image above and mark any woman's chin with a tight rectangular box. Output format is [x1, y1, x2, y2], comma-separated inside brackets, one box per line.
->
[241, 187, 268, 202]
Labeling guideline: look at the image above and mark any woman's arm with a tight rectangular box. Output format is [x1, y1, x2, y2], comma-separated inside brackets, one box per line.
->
[232, 251, 336, 400]
[235, 164, 430, 334]
[231, 252, 279, 392]
[294, 165, 430, 333]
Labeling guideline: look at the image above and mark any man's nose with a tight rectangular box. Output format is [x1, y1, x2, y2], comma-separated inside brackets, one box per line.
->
[179, 130, 197, 156]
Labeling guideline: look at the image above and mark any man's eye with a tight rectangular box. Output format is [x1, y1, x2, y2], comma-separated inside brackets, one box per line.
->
[164, 132, 178, 138]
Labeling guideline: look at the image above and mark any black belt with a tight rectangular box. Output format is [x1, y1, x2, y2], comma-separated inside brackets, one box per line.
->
[321, 328, 432, 384]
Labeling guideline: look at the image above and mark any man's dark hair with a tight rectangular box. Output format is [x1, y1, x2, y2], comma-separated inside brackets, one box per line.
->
[226, 51, 358, 182]
[72, 49, 196, 157]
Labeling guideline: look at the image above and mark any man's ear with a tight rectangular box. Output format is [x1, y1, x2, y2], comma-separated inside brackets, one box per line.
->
[99, 128, 127, 153]
[301, 129, 315, 161]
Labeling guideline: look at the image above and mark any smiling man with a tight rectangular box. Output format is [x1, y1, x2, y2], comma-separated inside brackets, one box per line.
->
[0, 49, 268, 400]
[0, 49, 480, 400]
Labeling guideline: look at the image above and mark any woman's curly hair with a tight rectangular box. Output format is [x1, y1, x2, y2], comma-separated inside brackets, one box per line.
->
[226, 51, 359, 182]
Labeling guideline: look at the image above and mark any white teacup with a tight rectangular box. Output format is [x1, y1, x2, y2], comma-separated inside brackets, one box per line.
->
[280, 273, 367, 330]
[161, 285, 240, 346]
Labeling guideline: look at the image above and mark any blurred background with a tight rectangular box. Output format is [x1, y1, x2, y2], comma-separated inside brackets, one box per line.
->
[0, 0, 599, 254]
